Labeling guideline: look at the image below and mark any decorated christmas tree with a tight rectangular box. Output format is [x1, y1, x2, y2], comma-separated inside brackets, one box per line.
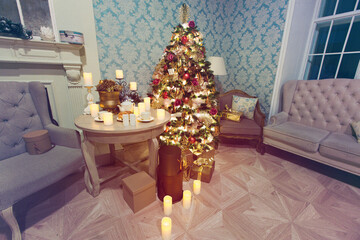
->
[149, 18, 220, 157]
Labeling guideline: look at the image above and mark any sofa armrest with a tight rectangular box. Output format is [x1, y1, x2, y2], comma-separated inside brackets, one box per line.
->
[254, 105, 266, 128]
[269, 112, 288, 126]
[45, 124, 81, 149]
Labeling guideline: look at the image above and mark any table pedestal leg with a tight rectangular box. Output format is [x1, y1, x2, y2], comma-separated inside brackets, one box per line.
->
[148, 137, 159, 179]
[81, 134, 100, 197]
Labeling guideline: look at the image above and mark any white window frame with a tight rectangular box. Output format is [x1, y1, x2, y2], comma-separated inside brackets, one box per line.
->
[301, 0, 360, 80]
[13, 0, 58, 41]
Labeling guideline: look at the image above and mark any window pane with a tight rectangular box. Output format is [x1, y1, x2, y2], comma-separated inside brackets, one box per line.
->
[337, 53, 360, 78]
[320, 54, 340, 79]
[336, 0, 357, 14]
[0, 0, 21, 23]
[20, 0, 53, 37]
[319, 0, 337, 17]
[358, 1, 360, 10]
[311, 23, 330, 54]
[305, 55, 323, 80]
[326, 19, 350, 53]
[345, 16, 360, 52]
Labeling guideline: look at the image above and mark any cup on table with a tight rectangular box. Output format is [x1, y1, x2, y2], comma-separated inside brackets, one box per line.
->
[123, 114, 129, 126]
[130, 114, 136, 126]
[140, 111, 151, 120]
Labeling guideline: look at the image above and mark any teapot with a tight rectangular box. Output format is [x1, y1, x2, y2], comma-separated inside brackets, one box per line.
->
[118, 101, 134, 112]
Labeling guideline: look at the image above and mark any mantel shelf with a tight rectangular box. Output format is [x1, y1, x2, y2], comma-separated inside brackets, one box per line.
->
[0, 36, 84, 84]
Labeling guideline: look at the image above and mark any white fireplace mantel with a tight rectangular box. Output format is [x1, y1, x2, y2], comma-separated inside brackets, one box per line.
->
[0, 36, 83, 84]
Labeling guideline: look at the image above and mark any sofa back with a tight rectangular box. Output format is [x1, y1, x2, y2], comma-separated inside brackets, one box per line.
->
[0, 82, 44, 160]
[283, 79, 360, 134]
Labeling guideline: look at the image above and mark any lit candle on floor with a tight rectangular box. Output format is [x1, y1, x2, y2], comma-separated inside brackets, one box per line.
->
[163, 195, 172, 216]
[116, 69, 123, 79]
[193, 180, 201, 195]
[157, 109, 165, 120]
[183, 190, 191, 209]
[161, 217, 171, 240]
[89, 104, 99, 118]
[103, 112, 113, 125]
[144, 97, 151, 111]
[138, 102, 145, 114]
[130, 82, 137, 91]
[83, 72, 93, 86]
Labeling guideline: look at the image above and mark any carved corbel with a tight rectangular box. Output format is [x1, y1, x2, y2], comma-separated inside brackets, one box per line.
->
[63, 64, 82, 84]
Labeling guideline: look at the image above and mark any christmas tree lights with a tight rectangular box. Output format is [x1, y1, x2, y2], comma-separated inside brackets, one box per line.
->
[150, 21, 219, 155]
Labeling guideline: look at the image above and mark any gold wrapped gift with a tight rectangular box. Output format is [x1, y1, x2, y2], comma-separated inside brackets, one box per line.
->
[182, 148, 194, 181]
[221, 105, 243, 122]
[190, 157, 215, 183]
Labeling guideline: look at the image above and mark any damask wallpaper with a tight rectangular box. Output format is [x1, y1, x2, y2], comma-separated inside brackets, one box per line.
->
[92, 0, 288, 116]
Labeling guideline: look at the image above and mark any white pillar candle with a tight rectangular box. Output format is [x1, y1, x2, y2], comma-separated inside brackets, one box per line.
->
[183, 190, 191, 209]
[122, 114, 129, 126]
[89, 104, 99, 118]
[133, 106, 139, 116]
[130, 114, 136, 126]
[163, 195, 172, 216]
[144, 97, 151, 111]
[116, 69, 123, 79]
[83, 72, 93, 86]
[103, 112, 113, 126]
[130, 82, 137, 91]
[157, 109, 165, 120]
[193, 180, 201, 195]
[161, 217, 171, 240]
[138, 102, 145, 114]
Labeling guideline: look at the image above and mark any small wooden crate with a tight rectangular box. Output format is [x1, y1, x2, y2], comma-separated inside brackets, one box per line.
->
[122, 171, 156, 213]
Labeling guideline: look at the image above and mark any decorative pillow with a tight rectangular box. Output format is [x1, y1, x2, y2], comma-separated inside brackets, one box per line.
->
[351, 121, 360, 143]
[232, 96, 258, 119]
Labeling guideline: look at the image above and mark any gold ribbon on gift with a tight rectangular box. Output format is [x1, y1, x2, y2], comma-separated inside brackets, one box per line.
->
[193, 157, 214, 180]
[222, 105, 243, 122]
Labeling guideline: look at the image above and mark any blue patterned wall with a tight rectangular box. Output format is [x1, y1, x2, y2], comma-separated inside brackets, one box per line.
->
[92, 0, 288, 116]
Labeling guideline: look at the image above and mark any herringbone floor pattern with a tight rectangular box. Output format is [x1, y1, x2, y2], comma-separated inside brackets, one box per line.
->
[0, 143, 359, 240]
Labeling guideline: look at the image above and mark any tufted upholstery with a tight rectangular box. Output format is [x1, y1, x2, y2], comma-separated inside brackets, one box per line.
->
[285, 79, 360, 134]
[264, 79, 360, 176]
[0, 82, 44, 160]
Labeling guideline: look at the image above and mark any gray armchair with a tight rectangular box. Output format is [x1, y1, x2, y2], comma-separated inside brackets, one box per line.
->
[0, 81, 84, 240]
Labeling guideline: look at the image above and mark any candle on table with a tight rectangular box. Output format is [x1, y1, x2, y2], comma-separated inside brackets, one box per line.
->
[157, 109, 165, 120]
[83, 72, 93, 86]
[123, 114, 129, 127]
[103, 112, 113, 126]
[89, 104, 99, 118]
[130, 82, 137, 91]
[133, 106, 139, 116]
[138, 102, 145, 114]
[161, 217, 171, 240]
[116, 70, 123, 79]
[144, 97, 151, 111]
[130, 114, 136, 126]
[163, 195, 172, 216]
[183, 190, 191, 209]
[193, 180, 201, 195]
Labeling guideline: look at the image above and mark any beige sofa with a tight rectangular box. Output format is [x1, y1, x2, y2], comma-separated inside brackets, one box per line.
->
[264, 79, 360, 176]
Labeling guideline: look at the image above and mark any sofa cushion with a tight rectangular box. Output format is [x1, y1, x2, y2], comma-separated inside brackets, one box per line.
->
[220, 118, 261, 135]
[319, 132, 360, 166]
[264, 122, 329, 153]
[0, 145, 83, 210]
[232, 96, 258, 119]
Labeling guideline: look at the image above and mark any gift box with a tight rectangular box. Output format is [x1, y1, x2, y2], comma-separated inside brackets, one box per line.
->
[221, 104, 243, 122]
[190, 157, 215, 183]
[23, 130, 53, 155]
[122, 171, 156, 213]
[181, 148, 194, 181]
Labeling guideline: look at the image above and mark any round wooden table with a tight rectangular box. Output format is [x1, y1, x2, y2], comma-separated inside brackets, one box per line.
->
[75, 109, 170, 197]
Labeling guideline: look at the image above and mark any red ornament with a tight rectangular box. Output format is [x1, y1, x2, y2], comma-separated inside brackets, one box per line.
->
[164, 65, 168, 71]
[183, 97, 189, 103]
[189, 137, 196, 144]
[181, 36, 188, 44]
[163, 91, 168, 99]
[183, 73, 190, 80]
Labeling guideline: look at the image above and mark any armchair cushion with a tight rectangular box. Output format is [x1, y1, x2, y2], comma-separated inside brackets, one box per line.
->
[0, 145, 83, 210]
[220, 118, 261, 135]
[232, 96, 258, 119]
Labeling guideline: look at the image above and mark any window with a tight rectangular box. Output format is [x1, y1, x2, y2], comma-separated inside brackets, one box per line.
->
[304, 0, 360, 79]
[0, 0, 56, 38]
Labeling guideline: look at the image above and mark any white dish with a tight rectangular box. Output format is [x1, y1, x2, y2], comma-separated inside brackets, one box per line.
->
[137, 116, 154, 122]
[116, 117, 123, 122]
[94, 117, 103, 122]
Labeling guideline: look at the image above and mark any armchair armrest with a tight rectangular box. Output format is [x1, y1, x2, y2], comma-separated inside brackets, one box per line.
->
[254, 105, 266, 127]
[45, 124, 81, 149]
[269, 111, 288, 126]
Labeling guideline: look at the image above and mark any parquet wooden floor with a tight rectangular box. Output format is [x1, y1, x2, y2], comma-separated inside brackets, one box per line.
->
[0, 143, 359, 240]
